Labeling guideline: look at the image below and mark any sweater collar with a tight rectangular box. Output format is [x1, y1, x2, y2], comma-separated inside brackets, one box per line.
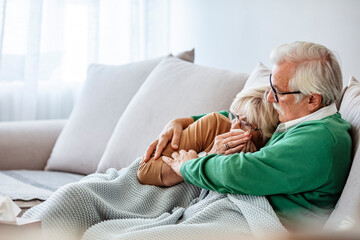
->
[275, 103, 338, 133]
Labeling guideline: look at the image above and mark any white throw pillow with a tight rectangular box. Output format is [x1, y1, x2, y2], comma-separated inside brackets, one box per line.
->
[243, 62, 271, 89]
[324, 76, 360, 230]
[45, 50, 194, 175]
[96, 56, 249, 172]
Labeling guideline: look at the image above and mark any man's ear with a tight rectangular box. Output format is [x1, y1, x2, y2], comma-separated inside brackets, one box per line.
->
[308, 93, 323, 112]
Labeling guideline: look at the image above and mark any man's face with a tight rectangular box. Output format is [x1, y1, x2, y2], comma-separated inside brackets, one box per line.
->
[267, 62, 310, 123]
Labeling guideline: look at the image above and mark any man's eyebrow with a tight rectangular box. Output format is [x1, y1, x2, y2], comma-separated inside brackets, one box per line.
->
[270, 75, 281, 91]
[271, 78, 285, 91]
[272, 84, 280, 91]
[273, 84, 287, 93]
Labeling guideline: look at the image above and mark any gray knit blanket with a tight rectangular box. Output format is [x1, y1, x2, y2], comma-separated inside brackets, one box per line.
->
[23, 158, 286, 240]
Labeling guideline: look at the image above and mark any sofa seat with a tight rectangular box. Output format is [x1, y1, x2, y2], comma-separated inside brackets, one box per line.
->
[0, 170, 84, 216]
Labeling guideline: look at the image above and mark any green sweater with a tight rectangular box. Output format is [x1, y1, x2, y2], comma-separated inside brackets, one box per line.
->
[182, 113, 352, 229]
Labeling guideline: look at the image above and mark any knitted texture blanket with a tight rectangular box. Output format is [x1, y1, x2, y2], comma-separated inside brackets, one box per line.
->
[23, 158, 286, 240]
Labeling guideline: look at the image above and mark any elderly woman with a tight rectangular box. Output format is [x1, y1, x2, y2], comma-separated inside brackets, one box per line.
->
[138, 85, 279, 187]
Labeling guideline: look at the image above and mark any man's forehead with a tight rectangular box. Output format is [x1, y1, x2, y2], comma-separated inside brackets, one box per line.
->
[271, 63, 293, 88]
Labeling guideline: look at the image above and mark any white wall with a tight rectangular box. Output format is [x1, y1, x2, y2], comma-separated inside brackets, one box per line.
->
[169, 0, 360, 85]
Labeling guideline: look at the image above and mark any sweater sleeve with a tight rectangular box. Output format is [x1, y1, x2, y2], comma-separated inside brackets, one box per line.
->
[180, 123, 338, 196]
[191, 110, 229, 122]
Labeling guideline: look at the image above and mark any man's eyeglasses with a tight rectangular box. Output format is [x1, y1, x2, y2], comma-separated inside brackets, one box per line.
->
[269, 74, 302, 102]
[229, 112, 261, 133]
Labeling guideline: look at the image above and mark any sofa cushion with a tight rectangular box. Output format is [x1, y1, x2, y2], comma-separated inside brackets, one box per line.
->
[45, 50, 194, 175]
[96, 56, 249, 172]
[324, 76, 360, 230]
[0, 170, 84, 201]
[243, 62, 271, 89]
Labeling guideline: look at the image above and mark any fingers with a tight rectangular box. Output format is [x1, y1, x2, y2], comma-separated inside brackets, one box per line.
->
[171, 151, 180, 159]
[229, 132, 251, 141]
[219, 132, 251, 155]
[162, 156, 174, 166]
[248, 140, 257, 153]
[162, 156, 183, 177]
[171, 128, 182, 150]
[188, 149, 197, 155]
[178, 149, 186, 155]
[227, 136, 250, 147]
[241, 141, 250, 153]
[225, 143, 246, 154]
[221, 135, 250, 154]
[161, 156, 174, 165]
[171, 150, 198, 161]
[240, 140, 257, 153]
[141, 140, 158, 164]
[143, 118, 187, 163]
[154, 136, 169, 159]
[218, 131, 250, 139]
[216, 132, 251, 148]
[212, 131, 249, 147]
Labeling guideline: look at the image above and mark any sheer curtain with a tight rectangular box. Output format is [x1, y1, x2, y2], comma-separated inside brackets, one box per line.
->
[0, 0, 170, 121]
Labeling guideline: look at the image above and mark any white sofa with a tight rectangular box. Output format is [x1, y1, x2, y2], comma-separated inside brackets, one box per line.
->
[0, 49, 359, 234]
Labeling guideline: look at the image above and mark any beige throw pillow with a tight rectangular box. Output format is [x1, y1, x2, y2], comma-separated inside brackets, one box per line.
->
[45, 50, 194, 175]
[96, 56, 249, 172]
[243, 62, 271, 89]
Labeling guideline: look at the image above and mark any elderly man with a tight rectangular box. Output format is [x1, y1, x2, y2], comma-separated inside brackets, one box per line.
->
[142, 41, 352, 230]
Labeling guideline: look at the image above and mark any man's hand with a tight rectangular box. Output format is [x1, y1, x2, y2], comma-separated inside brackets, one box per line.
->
[207, 131, 251, 155]
[162, 150, 198, 177]
[141, 117, 194, 164]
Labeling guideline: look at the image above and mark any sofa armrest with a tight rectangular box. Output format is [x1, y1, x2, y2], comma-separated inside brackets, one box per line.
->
[0, 119, 67, 170]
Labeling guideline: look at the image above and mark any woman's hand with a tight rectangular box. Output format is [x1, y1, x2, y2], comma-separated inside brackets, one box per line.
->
[241, 139, 258, 153]
[141, 117, 194, 164]
[207, 131, 251, 155]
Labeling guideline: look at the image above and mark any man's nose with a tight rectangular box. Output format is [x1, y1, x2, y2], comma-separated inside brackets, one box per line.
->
[267, 90, 275, 103]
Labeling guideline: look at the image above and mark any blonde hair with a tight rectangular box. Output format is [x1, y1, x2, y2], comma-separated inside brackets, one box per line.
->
[270, 41, 342, 105]
[230, 85, 279, 145]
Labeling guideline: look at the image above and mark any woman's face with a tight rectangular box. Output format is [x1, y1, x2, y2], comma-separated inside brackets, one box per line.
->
[230, 117, 262, 148]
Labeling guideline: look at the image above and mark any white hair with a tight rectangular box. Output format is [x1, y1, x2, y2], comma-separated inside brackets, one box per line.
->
[230, 85, 279, 145]
[270, 41, 342, 105]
